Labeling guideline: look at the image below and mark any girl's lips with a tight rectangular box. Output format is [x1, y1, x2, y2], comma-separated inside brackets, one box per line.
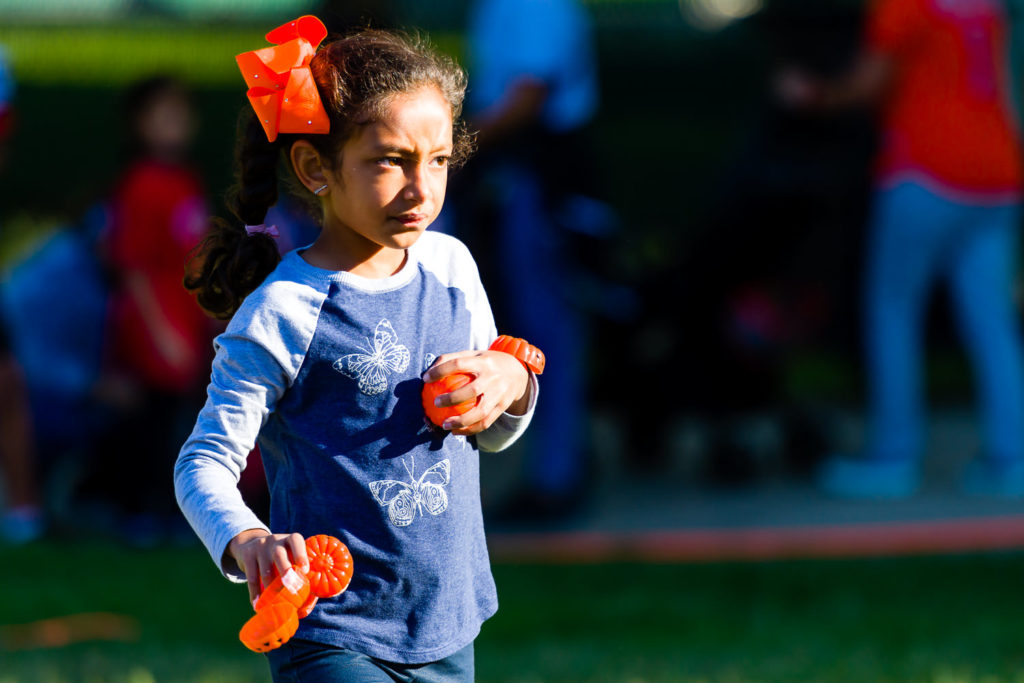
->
[393, 214, 427, 226]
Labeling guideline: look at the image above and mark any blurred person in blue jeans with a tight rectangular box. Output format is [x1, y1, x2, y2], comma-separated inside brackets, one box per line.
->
[780, 0, 1024, 497]
[457, 0, 602, 519]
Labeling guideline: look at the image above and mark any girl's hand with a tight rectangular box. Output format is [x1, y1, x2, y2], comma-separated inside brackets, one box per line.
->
[422, 349, 531, 436]
[228, 529, 310, 606]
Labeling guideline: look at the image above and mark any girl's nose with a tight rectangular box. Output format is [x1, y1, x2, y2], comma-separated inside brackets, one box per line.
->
[403, 164, 429, 202]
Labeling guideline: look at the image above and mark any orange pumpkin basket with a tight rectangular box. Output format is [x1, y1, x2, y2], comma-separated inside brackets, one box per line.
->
[239, 602, 299, 653]
[252, 567, 310, 612]
[422, 372, 478, 427]
[296, 593, 318, 619]
[239, 534, 354, 653]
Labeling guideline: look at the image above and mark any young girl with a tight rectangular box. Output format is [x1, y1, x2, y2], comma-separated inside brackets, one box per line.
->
[174, 19, 538, 681]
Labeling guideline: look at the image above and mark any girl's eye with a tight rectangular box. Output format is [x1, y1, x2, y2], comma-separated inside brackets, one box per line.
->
[378, 157, 403, 167]
[432, 156, 450, 167]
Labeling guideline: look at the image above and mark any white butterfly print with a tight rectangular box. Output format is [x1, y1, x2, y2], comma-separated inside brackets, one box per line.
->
[369, 457, 450, 528]
[333, 319, 411, 396]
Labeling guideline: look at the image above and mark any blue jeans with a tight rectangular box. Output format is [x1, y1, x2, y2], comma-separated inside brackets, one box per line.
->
[266, 639, 474, 682]
[864, 181, 1024, 463]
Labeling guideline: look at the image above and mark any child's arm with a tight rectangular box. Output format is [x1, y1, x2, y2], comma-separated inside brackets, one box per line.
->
[175, 284, 318, 582]
[174, 331, 283, 582]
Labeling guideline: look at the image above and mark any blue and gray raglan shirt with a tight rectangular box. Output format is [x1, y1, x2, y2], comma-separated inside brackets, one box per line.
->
[174, 231, 536, 663]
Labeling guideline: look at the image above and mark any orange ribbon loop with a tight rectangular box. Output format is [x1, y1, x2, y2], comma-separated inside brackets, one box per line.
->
[236, 15, 331, 143]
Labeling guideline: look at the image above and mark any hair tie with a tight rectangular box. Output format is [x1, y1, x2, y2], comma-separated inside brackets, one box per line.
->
[235, 15, 331, 143]
[245, 223, 280, 238]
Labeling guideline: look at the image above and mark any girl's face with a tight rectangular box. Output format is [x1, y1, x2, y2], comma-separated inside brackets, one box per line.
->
[322, 85, 453, 260]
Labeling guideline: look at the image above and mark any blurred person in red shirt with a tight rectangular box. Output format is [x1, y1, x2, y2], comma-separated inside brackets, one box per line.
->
[780, 0, 1024, 497]
[90, 76, 212, 543]
[107, 75, 210, 392]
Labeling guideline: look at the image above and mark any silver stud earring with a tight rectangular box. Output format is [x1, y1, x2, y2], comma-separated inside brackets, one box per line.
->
[313, 184, 328, 196]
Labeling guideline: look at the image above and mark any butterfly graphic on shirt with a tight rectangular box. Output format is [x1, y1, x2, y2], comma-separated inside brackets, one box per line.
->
[333, 319, 411, 396]
[369, 456, 450, 528]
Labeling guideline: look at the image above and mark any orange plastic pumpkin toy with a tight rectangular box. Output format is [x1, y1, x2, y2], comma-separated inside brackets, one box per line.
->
[489, 335, 545, 375]
[422, 372, 478, 427]
[252, 567, 311, 612]
[305, 534, 354, 599]
[239, 602, 300, 653]
[239, 534, 353, 653]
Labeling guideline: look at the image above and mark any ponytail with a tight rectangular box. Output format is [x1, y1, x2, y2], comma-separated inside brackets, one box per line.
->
[184, 111, 283, 320]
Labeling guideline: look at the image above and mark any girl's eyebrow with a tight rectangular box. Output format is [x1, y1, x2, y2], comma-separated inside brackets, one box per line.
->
[372, 143, 413, 155]
[371, 142, 454, 156]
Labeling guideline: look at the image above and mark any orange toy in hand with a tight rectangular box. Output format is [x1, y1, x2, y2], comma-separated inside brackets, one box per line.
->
[306, 534, 353, 598]
[422, 372, 478, 427]
[489, 335, 545, 375]
[239, 534, 353, 653]
[421, 337, 545, 427]
[239, 602, 300, 654]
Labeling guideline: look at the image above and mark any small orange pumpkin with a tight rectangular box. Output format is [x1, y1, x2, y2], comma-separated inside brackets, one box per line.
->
[305, 534, 354, 599]
[422, 372, 478, 427]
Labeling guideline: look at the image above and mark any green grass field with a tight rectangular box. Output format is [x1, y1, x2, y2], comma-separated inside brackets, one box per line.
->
[4, 541, 1024, 682]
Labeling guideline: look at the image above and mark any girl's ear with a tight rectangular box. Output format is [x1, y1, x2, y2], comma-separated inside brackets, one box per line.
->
[289, 140, 331, 194]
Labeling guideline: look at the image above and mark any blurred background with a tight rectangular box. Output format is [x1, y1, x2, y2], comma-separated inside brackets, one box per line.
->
[4, 0, 1024, 681]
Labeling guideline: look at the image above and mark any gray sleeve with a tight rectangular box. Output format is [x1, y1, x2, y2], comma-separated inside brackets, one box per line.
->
[174, 333, 285, 582]
[174, 278, 321, 581]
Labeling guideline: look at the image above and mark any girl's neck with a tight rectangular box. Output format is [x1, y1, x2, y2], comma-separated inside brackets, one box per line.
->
[302, 228, 407, 278]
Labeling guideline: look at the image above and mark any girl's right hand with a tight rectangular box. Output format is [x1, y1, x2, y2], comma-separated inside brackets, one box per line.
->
[228, 529, 310, 606]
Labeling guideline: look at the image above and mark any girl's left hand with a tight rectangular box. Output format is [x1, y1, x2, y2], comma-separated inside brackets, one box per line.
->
[422, 349, 531, 435]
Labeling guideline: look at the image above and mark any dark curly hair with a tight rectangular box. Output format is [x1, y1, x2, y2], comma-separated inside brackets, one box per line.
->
[184, 29, 472, 320]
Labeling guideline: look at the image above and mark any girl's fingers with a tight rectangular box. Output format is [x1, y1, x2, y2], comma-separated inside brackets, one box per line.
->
[235, 532, 311, 607]
[449, 409, 501, 436]
[272, 544, 294, 577]
[245, 561, 261, 605]
[447, 403, 505, 435]
[422, 351, 483, 382]
[286, 533, 309, 573]
[440, 395, 489, 430]
[250, 552, 277, 605]
[435, 378, 482, 407]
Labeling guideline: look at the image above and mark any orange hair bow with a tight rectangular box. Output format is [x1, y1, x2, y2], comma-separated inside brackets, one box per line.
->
[236, 15, 331, 143]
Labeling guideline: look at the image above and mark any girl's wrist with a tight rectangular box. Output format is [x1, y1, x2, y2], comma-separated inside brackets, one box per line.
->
[506, 363, 532, 416]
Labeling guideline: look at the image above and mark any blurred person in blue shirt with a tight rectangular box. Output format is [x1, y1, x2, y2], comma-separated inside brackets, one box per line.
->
[458, 0, 604, 519]
[0, 44, 45, 544]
